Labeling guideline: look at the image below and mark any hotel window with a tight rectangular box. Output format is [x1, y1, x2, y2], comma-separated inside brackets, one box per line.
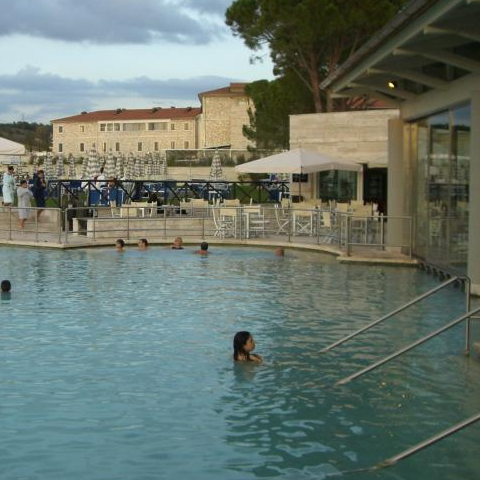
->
[154, 142, 159, 151]
[148, 122, 168, 131]
[80, 143, 85, 152]
[184, 123, 189, 130]
[107, 123, 113, 132]
[170, 141, 175, 149]
[123, 123, 145, 132]
[100, 123, 106, 132]
[114, 123, 120, 131]
[103, 142, 107, 152]
[171, 123, 175, 130]
[80, 125, 85, 133]
[58, 143, 63, 152]
[138, 142, 143, 152]
[58, 126, 63, 133]
[115, 142, 120, 152]
[184, 141, 189, 149]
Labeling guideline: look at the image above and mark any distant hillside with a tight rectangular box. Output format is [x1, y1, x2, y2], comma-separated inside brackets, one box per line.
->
[0, 122, 52, 152]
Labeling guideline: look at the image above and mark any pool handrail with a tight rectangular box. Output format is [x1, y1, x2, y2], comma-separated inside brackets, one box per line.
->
[377, 411, 480, 468]
[320, 276, 462, 354]
[335, 305, 480, 386]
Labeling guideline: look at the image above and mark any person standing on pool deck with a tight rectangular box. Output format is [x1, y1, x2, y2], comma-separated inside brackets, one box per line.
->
[2, 166, 16, 207]
[233, 331, 263, 363]
[33, 169, 47, 219]
[16, 179, 33, 229]
[195, 242, 209, 255]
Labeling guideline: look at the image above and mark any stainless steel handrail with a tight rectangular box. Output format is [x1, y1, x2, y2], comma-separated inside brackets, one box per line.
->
[336, 305, 480, 386]
[320, 276, 461, 354]
[378, 412, 480, 467]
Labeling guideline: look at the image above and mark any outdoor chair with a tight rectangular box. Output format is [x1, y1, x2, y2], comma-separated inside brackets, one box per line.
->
[243, 206, 268, 238]
[274, 204, 290, 235]
[292, 203, 316, 236]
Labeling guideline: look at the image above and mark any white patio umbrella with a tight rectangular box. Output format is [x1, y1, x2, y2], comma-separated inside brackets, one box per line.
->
[68, 154, 76, 179]
[209, 150, 223, 180]
[235, 148, 362, 199]
[86, 148, 100, 179]
[44, 152, 54, 180]
[105, 149, 116, 178]
[56, 153, 65, 178]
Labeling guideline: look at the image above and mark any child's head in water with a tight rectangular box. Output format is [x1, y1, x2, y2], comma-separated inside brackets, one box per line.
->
[1, 280, 11, 292]
[233, 331, 262, 362]
[115, 239, 125, 251]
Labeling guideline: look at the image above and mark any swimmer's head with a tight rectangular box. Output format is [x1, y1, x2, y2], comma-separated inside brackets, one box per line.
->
[138, 238, 148, 248]
[200, 242, 208, 251]
[115, 239, 125, 250]
[1, 280, 11, 292]
[233, 331, 255, 360]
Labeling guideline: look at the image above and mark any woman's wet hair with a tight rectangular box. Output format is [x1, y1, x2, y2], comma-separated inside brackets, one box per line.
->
[116, 239, 125, 248]
[233, 331, 251, 361]
[200, 242, 209, 251]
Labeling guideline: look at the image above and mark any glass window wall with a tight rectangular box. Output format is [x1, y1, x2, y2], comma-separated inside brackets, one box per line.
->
[411, 104, 470, 274]
[317, 170, 357, 202]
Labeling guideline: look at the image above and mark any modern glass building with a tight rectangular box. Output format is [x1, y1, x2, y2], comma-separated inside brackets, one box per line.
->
[322, 0, 480, 295]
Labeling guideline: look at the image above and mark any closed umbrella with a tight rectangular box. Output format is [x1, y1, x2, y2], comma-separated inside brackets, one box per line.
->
[32, 154, 38, 175]
[44, 152, 54, 180]
[81, 154, 88, 178]
[86, 148, 100, 180]
[134, 156, 142, 179]
[115, 154, 124, 179]
[105, 149, 116, 178]
[56, 153, 65, 178]
[68, 154, 76, 179]
[145, 153, 154, 177]
[159, 154, 167, 178]
[126, 153, 135, 179]
[209, 150, 223, 180]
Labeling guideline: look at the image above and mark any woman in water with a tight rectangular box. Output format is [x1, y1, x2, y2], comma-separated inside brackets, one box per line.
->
[233, 331, 263, 363]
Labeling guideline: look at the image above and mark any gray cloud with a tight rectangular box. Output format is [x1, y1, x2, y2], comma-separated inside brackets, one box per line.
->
[0, 0, 225, 44]
[0, 66, 239, 122]
[181, 0, 232, 14]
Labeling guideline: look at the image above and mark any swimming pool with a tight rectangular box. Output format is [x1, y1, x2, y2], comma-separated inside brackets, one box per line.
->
[0, 246, 478, 480]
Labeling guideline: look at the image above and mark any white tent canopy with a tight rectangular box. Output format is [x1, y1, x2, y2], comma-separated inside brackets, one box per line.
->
[0, 136, 26, 163]
[235, 148, 363, 174]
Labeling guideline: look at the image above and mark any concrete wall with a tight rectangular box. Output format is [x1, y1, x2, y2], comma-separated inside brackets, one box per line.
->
[289, 109, 399, 199]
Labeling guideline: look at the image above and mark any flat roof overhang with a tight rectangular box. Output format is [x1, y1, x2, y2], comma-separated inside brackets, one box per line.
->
[321, 0, 480, 107]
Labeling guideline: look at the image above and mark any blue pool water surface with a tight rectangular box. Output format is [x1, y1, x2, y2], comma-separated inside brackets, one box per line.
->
[0, 246, 479, 480]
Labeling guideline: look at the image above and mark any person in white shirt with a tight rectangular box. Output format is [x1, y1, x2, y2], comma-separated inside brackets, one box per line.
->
[16, 179, 33, 228]
[2, 166, 16, 206]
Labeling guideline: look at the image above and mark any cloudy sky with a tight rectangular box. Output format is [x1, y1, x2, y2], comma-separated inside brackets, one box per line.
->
[0, 0, 273, 123]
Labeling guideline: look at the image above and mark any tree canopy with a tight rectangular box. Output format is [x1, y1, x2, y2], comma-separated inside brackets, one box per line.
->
[226, 0, 408, 112]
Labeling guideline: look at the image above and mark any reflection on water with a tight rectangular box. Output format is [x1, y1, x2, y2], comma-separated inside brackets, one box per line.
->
[0, 246, 478, 480]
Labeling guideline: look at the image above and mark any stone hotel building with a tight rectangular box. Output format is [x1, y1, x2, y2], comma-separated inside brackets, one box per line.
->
[51, 83, 253, 155]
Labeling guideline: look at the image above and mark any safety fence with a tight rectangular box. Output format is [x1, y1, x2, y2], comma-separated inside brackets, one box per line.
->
[0, 205, 412, 256]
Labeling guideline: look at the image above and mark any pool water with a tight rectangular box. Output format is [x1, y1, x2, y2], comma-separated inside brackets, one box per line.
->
[0, 246, 479, 480]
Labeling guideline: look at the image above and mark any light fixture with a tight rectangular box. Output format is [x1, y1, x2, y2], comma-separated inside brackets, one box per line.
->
[387, 80, 397, 89]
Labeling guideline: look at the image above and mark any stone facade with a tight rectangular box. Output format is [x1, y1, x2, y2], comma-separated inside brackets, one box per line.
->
[52, 83, 253, 155]
[289, 109, 399, 199]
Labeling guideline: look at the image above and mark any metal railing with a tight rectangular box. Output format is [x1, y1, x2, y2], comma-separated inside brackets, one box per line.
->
[42, 179, 290, 208]
[321, 276, 463, 354]
[0, 205, 413, 256]
[336, 304, 480, 387]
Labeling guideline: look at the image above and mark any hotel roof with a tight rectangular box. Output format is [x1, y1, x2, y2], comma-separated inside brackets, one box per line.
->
[52, 107, 201, 123]
[198, 82, 247, 98]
